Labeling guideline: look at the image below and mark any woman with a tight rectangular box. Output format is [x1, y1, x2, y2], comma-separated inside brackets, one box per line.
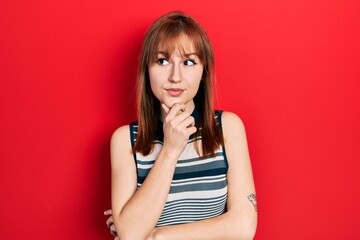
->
[105, 11, 257, 240]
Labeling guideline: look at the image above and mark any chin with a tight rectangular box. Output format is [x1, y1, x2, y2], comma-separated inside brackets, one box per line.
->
[162, 99, 183, 109]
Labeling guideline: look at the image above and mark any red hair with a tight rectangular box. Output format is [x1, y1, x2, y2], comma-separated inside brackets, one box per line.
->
[133, 11, 224, 157]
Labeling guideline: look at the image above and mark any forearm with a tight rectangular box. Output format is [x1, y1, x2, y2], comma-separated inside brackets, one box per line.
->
[153, 211, 257, 240]
[114, 148, 179, 240]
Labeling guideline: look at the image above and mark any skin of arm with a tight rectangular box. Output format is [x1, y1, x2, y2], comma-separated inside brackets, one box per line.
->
[149, 111, 258, 240]
[111, 104, 196, 240]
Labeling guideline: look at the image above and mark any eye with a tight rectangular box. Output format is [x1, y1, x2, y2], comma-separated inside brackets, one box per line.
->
[184, 59, 196, 66]
[157, 58, 169, 65]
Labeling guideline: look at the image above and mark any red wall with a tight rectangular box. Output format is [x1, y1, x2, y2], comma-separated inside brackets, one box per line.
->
[1, 1, 359, 239]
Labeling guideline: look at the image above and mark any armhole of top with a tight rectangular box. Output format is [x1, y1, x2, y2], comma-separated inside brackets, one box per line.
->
[129, 122, 139, 178]
[216, 110, 229, 172]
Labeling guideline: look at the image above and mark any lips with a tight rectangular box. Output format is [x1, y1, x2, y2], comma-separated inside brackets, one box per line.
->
[166, 88, 184, 97]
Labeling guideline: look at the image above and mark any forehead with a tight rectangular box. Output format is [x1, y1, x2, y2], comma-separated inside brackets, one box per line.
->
[157, 34, 197, 55]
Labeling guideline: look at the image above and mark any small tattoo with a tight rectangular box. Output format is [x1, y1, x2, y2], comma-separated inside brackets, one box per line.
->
[247, 193, 257, 212]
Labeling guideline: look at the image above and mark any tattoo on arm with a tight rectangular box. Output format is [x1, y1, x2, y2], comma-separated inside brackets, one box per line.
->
[247, 193, 257, 212]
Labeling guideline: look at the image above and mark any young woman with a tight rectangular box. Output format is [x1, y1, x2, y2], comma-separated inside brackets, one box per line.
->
[105, 11, 257, 240]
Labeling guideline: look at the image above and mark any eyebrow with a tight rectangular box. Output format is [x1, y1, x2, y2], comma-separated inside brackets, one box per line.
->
[157, 51, 199, 58]
[157, 51, 170, 58]
[183, 52, 198, 58]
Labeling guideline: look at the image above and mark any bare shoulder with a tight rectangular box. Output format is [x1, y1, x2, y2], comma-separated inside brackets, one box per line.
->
[111, 125, 131, 145]
[221, 111, 246, 138]
[110, 125, 133, 164]
[221, 111, 249, 165]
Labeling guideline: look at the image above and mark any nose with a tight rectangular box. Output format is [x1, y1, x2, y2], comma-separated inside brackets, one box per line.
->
[169, 63, 181, 83]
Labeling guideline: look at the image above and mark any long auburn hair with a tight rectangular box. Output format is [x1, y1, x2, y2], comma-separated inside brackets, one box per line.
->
[133, 11, 224, 157]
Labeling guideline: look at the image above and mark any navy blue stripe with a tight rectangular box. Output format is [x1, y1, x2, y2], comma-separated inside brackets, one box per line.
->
[136, 159, 155, 165]
[138, 168, 227, 184]
[174, 160, 227, 174]
[173, 168, 227, 181]
[177, 151, 224, 163]
[169, 180, 227, 194]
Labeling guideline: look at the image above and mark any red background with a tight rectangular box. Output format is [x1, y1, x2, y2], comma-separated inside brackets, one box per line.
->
[1, 1, 359, 239]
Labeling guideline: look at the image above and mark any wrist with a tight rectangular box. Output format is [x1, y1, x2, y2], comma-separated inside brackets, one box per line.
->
[161, 145, 182, 161]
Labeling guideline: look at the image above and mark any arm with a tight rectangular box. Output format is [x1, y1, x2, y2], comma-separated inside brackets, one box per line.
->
[111, 104, 197, 240]
[151, 111, 257, 240]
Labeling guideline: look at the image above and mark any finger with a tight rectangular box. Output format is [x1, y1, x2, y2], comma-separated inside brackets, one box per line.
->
[186, 126, 197, 136]
[176, 103, 186, 112]
[168, 111, 192, 127]
[106, 216, 114, 228]
[178, 116, 196, 131]
[165, 103, 186, 120]
[163, 102, 186, 113]
[170, 103, 186, 113]
[104, 209, 113, 215]
[110, 224, 118, 237]
[182, 116, 197, 135]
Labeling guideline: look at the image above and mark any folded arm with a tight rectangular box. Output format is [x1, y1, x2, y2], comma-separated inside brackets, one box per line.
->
[151, 112, 257, 240]
[111, 105, 197, 240]
[111, 125, 179, 240]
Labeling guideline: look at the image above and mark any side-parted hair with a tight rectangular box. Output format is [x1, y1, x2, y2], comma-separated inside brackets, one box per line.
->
[133, 11, 224, 157]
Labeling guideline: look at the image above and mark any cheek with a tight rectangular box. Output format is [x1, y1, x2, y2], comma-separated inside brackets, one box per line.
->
[149, 78, 160, 98]
[149, 66, 168, 84]
[187, 68, 203, 90]
[149, 68, 166, 101]
[191, 80, 202, 97]
[149, 69, 160, 89]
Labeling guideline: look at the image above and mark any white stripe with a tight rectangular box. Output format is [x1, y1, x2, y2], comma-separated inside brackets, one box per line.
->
[171, 177, 226, 187]
[164, 194, 227, 207]
[172, 174, 226, 183]
[137, 164, 153, 169]
[161, 206, 225, 219]
[157, 209, 225, 226]
[177, 156, 224, 167]
[136, 144, 162, 161]
[167, 187, 227, 202]
[162, 199, 227, 213]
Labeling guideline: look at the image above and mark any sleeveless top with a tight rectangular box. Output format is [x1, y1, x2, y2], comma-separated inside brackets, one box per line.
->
[129, 109, 228, 226]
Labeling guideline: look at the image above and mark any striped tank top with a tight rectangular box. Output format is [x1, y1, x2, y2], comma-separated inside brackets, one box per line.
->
[129, 109, 228, 226]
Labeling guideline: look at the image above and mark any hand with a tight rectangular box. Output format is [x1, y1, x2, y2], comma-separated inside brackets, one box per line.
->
[104, 209, 120, 240]
[104, 209, 157, 240]
[161, 103, 197, 155]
